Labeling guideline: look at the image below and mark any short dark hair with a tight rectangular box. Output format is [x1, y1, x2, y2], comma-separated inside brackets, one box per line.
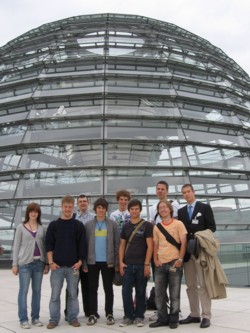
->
[93, 197, 109, 212]
[128, 199, 142, 212]
[24, 203, 42, 225]
[157, 200, 173, 218]
[157, 180, 169, 191]
[77, 194, 89, 202]
[181, 183, 194, 192]
[115, 189, 131, 201]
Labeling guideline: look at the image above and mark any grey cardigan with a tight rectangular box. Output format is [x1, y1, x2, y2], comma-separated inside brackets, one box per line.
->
[12, 223, 47, 266]
[85, 217, 120, 267]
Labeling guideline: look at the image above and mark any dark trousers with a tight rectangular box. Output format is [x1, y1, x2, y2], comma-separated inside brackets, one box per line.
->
[65, 269, 90, 317]
[122, 264, 148, 320]
[87, 262, 114, 317]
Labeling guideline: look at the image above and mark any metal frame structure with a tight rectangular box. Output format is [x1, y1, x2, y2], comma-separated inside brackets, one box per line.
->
[0, 13, 250, 256]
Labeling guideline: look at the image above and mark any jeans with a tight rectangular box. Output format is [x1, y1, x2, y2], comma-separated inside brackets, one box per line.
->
[18, 260, 45, 323]
[49, 267, 79, 324]
[88, 263, 115, 316]
[122, 264, 148, 320]
[65, 269, 90, 317]
[155, 262, 183, 324]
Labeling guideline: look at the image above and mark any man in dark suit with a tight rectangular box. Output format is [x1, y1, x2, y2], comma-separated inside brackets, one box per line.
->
[178, 184, 216, 329]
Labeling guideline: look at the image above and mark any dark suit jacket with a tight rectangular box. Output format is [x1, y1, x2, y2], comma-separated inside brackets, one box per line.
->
[178, 201, 216, 262]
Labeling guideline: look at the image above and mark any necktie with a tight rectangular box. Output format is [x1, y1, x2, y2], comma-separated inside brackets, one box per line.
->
[188, 205, 193, 220]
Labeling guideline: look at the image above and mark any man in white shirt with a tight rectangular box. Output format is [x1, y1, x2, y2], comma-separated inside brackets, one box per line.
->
[150, 181, 179, 224]
[110, 189, 131, 233]
[65, 194, 95, 319]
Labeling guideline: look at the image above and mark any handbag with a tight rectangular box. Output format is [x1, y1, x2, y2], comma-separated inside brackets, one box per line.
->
[187, 238, 200, 258]
[113, 271, 123, 286]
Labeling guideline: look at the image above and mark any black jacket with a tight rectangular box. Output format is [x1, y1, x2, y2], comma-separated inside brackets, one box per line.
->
[178, 201, 216, 262]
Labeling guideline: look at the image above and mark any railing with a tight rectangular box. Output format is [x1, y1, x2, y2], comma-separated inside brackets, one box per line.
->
[218, 242, 250, 287]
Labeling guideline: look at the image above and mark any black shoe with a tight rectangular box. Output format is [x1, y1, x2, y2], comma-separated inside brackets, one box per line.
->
[179, 315, 201, 324]
[149, 320, 169, 328]
[95, 313, 100, 319]
[200, 318, 210, 328]
[169, 322, 178, 329]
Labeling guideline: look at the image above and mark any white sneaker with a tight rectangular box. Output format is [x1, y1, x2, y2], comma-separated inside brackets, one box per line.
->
[106, 314, 115, 325]
[134, 317, 144, 327]
[87, 315, 97, 326]
[119, 317, 133, 327]
[20, 321, 31, 329]
[149, 312, 158, 321]
[32, 319, 43, 327]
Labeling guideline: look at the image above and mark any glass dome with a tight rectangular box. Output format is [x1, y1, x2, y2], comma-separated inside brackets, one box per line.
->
[0, 13, 250, 256]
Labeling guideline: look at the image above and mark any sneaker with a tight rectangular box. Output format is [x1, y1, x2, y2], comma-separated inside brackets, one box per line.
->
[70, 319, 81, 327]
[47, 322, 58, 329]
[134, 317, 144, 327]
[119, 317, 133, 327]
[149, 312, 158, 321]
[20, 321, 31, 329]
[106, 314, 115, 325]
[87, 315, 97, 326]
[95, 313, 100, 319]
[32, 319, 43, 327]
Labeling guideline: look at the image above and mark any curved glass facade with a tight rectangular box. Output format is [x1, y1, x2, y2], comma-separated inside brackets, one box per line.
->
[0, 13, 250, 259]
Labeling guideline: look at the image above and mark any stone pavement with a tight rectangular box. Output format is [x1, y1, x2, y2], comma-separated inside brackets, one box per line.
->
[0, 269, 250, 332]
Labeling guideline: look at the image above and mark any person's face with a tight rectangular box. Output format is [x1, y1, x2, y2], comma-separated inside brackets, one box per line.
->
[95, 205, 107, 219]
[158, 202, 171, 219]
[29, 210, 39, 221]
[129, 205, 141, 220]
[182, 186, 196, 204]
[61, 202, 74, 219]
[77, 197, 89, 212]
[156, 184, 168, 200]
[118, 196, 129, 211]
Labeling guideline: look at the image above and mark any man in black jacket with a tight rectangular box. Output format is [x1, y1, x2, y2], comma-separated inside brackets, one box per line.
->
[178, 184, 216, 329]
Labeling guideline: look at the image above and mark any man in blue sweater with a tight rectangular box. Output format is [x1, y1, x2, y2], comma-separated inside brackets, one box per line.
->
[45, 195, 87, 329]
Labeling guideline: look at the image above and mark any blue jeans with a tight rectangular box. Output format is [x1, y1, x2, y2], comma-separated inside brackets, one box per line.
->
[18, 260, 45, 323]
[155, 262, 183, 324]
[49, 267, 79, 324]
[122, 264, 147, 320]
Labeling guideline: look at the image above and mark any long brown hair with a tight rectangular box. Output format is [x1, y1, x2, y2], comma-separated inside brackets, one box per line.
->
[23, 203, 42, 225]
[157, 200, 173, 218]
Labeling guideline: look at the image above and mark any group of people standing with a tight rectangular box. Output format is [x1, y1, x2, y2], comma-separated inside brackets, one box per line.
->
[12, 180, 224, 330]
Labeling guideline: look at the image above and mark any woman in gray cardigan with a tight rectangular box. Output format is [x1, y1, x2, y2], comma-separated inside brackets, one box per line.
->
[12, 203, 49, 329]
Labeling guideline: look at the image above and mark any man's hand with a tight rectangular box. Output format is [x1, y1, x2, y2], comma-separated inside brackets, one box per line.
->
[119, 262, 127, 276]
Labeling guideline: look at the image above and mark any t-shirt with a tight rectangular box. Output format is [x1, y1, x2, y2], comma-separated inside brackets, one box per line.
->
[153, 219, 187, 263]
[94, 220, 107, 262]
[120, 220, 153, 265]
[110, 209, 130, 233]
[150, 200, 180, 223]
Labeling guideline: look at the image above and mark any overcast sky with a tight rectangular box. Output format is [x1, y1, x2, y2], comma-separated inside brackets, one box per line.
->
[0, 0, 249, 76]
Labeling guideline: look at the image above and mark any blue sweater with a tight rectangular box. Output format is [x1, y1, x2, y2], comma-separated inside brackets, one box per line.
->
[45, 217, 87, 267]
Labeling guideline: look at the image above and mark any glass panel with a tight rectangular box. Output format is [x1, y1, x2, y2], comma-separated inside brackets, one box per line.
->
[15, 170, 102, 197]
[18, 144, 102, 169]
[23, 126, 102, 143]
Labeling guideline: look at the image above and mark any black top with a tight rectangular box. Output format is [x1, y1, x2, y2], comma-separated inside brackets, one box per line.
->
[178, 201, 216, 261]
[45, 217, 87, 267]
[121, 220, 153, 265]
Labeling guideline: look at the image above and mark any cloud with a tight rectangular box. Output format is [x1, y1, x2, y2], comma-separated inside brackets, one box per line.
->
[0, 0, 249, 75]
